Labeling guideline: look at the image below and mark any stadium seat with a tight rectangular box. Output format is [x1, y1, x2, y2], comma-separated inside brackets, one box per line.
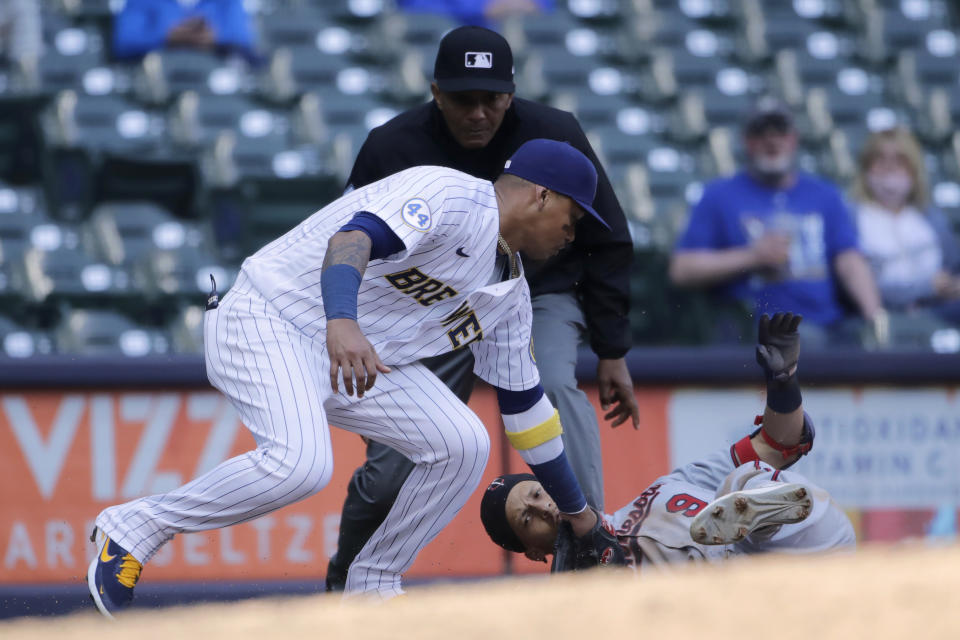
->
[667, 0, 734, 23]
[42, 91, 166, 154]
[823, 67, 890, 126]
[315, 91, 393, 128]
[90, 154, 199, 220]
[39, 50, 106, 94]
[501, 10, 582, 59]
[54, 0, 115, 22]
[0, 182, 47, 218]
[0, 207, 51, 268]
[86, 201, 210, 268]
[587, 125, 667, 168]
[132, 245, 234, 303]
[261, 46, 354, 103]
[38, 24, 107, 91]
[257, 8, 333, 50]
[205, 128, 315, 185]
[169, 92, 288, 150]
[910, 30, 960, 86]
[691, 86, 757, 129]
[168, 305, 205, 354]
[758, 0, 854, 26]
[758, 10, 819, 53]
[316, 0, 387, 23]
[669, 46, 731, 88]
[552, 93, 645, 130]
[0, 314, 53, 358]
[629, 249, 726, 345]
[208, 174, 341, 258]
[0, 188, 47, 302]
[19, 228, 134, 304]
[54, 308, 170, 356]
[567, 0, 623, 22]
[529, 45, 606, 91]
[880, 5, 946, 51]
[644, 146, 699, 202]
[133, 50, 249, 105]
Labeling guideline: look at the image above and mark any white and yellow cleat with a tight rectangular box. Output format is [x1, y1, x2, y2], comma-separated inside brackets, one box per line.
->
[690, 483, 813, 546]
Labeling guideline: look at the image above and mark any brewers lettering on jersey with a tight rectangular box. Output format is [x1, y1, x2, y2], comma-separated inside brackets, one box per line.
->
[86, 139, 607, 616]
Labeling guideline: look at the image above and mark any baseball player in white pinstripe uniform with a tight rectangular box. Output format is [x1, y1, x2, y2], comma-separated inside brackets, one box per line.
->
[87, 139, 613, 616]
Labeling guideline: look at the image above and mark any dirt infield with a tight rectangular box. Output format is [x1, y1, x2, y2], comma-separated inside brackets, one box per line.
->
[3, 543, 957, 639]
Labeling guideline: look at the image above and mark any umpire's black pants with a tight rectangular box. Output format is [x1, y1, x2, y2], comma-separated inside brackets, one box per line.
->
[325, 348, 476, 591]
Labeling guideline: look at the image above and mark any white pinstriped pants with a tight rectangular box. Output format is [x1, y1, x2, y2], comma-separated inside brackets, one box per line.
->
[95, 283, 490, 597]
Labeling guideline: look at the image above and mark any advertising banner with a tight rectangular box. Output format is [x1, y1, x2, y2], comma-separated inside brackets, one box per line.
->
[2, 383, 955, 585]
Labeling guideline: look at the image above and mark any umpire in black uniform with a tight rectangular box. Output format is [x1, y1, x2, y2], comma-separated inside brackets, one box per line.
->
[326, 25, 638, 590]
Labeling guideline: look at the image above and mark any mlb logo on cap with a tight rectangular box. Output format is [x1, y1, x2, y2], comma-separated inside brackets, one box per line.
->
[435, 26, 515, 93]
[465, 52, 493, 68]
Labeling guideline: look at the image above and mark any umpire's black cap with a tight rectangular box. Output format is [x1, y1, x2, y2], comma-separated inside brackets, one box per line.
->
[434, 26, 516, 94]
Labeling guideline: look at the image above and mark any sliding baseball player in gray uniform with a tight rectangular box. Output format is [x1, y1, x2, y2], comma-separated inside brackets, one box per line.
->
[87, 139, 614, 616]
[481, 313, 855, 569]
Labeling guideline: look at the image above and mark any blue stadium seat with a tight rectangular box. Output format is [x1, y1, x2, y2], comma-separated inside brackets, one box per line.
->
[42, 92, 166, 154]
[168, 305, 205, 354]
[132, 246, 234, 302]
[19, 225, 134, 304]
[134, 50, 250, 105]
[567, 0, 623, 22]
[169, 92, 289, 149]
[87, 201, 211, 268]
[54, 308, 170, 356]
[588, 125, 667, 167]
[0, 314, 53, 358]
[257, 8, 333, 50]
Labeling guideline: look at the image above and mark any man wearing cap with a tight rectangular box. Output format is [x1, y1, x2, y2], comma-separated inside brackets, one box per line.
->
[86, 139, 609, 612]
[669, 96, 885, 345]
[324, 25, 638, 590]
[480, 312, 856, 570]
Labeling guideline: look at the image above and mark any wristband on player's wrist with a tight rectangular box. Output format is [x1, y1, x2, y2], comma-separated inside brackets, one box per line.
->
[765, 370, 802, 414]
[321, 264, 362, 320]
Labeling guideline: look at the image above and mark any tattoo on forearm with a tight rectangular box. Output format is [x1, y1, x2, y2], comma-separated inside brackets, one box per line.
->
[323, 231, 372, 274]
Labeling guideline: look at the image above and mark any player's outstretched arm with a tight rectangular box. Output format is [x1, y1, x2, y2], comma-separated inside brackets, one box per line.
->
[322, 230, 390, 397]
[496, 385, 598, 536]
[751, 312, 806, 466]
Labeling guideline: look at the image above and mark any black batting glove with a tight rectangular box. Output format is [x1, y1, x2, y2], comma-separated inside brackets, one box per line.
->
[756, 312, 802, 382]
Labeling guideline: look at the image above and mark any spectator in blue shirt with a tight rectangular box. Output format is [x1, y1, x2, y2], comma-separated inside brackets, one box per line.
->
[113, 0, 255, 61]
[669, 97, 885, 345]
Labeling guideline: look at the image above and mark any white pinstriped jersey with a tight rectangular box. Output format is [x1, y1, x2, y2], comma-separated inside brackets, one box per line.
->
[239, 165, 539, 391]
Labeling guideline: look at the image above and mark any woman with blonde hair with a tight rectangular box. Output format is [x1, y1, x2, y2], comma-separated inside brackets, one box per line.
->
[853, 127, 960, 328]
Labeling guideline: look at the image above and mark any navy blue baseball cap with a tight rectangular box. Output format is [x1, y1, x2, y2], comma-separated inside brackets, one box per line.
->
[503, 139, 610, 230]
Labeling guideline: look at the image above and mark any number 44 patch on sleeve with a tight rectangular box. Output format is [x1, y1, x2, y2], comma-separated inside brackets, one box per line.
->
[401, 198, 433, 232]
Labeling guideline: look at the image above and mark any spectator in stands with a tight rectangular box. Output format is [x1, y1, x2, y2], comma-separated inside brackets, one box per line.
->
[669, 97, 886, 346]
[398, 0, 553, 28]
[112, 0, 256, 61]
[852, 127, 960, 327]
[0, 0, 42, 77]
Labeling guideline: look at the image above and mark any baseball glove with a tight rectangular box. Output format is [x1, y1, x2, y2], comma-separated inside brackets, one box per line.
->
[550, 509, 627, 572]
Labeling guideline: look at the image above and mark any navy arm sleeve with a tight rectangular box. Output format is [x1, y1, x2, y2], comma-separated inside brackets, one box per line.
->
[339, 211, 405, 259]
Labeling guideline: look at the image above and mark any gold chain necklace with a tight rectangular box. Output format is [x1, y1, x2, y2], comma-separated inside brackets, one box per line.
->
[497, 233, 518, 279]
